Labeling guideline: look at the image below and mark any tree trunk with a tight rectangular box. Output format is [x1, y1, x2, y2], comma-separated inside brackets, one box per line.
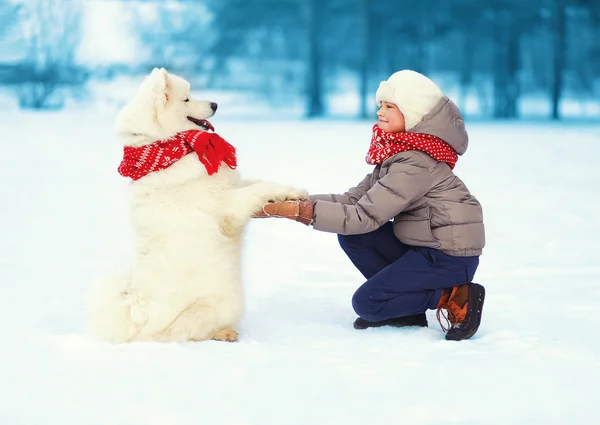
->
[492, 11, 520, 119]
[492, 17, 508, 118]
[551, 0, 567, 120]
[358, 0, 372, 119]
[505, 29, 520, 118]
[386, 29, 398, 76]
[305, 0, 324, 118]
[458, 32, 474, 116]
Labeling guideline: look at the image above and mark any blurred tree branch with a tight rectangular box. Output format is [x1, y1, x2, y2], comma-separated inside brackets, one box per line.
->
[1, 0, 86, 109]
[0, 0, 22, 36]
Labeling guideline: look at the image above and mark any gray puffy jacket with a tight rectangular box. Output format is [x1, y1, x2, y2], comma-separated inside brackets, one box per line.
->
[310, 96, 485, 257]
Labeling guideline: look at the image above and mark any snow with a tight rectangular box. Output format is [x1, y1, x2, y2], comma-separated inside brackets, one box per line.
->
[1, 108, 599, 425]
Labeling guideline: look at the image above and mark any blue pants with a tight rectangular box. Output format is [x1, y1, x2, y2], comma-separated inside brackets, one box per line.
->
[338, 222, 479, 322]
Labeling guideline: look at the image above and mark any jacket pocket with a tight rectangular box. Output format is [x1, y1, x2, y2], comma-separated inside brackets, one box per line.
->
[393, 205, 441, 248]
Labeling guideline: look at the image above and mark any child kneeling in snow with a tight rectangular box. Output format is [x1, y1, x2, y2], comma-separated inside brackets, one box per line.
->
[253, 70, 485, 341]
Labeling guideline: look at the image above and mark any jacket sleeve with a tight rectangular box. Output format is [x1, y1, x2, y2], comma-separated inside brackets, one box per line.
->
[312, 157, 432, 235]
[309, 173, 372, 205]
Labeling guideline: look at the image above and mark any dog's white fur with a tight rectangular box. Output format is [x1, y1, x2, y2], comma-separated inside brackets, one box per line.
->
[88, 68, 307, 343]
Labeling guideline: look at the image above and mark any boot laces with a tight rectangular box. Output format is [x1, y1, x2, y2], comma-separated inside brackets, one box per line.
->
[436, 285, 469, 332]
[436, 308, 449, 332]
[436, 305, 459, 332]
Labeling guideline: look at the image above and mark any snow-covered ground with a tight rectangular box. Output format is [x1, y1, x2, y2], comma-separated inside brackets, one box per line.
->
[1, 109, 599, 425]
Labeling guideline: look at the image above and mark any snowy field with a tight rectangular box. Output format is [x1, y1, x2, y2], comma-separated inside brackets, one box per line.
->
[1, 109, 599, 425]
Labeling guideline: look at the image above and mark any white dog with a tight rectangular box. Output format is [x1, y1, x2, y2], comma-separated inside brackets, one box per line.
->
[88, 68, 306, 343]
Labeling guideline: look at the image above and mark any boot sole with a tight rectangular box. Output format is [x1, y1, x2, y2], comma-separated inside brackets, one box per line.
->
[445, 283, 485, 341]
[354, 314, 428, 330]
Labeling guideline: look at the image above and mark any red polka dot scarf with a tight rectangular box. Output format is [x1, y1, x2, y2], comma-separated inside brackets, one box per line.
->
[366, 124, 458, 169]
[118, 130, 237, 180]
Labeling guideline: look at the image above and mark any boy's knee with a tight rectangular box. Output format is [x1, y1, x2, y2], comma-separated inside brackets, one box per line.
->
[352, 287, 380, 322]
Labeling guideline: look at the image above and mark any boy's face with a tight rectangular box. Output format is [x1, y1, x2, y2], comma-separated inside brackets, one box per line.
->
[376, 102, 406, 133]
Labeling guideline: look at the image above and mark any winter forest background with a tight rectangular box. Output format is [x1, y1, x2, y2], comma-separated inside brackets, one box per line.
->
[1, 0, 599, 120]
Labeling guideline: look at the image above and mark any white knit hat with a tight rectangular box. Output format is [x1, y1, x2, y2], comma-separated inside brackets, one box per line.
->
[375, 70, 444, 130]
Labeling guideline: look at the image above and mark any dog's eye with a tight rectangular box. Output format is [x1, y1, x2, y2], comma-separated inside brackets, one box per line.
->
[183, 98, 189, 102]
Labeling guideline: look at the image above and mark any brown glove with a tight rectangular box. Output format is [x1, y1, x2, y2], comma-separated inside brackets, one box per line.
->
[252, 200, 314, 225]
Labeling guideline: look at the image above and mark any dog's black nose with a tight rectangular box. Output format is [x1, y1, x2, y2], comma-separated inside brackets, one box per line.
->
[210, 102, 218, 112]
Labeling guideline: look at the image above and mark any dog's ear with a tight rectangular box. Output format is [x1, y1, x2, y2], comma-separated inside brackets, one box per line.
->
[145, 67, 171, 111]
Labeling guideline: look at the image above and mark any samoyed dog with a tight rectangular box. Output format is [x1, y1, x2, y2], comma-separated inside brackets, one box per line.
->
[88, 68, 307, 343]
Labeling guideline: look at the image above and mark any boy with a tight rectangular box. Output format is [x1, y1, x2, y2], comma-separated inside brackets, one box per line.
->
[253, 70, 485, 341]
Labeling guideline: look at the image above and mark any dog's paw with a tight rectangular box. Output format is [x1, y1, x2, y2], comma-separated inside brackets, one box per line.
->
[208, 329, 238, 342]
[269, 187, 309, 202]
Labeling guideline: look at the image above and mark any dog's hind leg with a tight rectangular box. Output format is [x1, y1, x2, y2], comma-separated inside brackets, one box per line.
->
[162, 296, 242, 343]
[207, 329, 238, 342]
[87, 274, 139, 343]
[188, 329, 238, 342]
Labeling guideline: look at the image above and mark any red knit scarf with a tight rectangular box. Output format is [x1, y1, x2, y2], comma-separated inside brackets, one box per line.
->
[366, 124, 458, 169]
[118, 130, 237, 180]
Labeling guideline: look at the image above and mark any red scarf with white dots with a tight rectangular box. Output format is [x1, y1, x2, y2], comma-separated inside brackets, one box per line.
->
[366, 124, 458, 169]
[118, 130, 237, 181]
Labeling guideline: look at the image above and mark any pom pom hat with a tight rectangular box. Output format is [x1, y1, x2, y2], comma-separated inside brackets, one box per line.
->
[375, 70, 445, 131]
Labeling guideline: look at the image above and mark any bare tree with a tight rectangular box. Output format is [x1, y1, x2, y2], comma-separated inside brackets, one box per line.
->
[13, 0, 85, 109]
[127, 0, 213, 77]
[205, 0, 327, 117]
[0, 0, 24, 81]
[551, 0, 567, 119]
[490, 4, 521, 119]
[357, 0, 373, 119]
[305, 0, 325, 117]
[0, 0, 22, 35]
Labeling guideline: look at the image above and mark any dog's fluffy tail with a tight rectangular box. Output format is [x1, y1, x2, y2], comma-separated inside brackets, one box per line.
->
[87, 274, 139, 343]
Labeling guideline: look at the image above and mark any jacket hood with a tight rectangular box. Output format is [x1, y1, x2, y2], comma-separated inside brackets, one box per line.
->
[409, 96, 469, 155]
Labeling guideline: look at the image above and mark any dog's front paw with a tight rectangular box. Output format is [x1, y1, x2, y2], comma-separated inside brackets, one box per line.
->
[269, 187, 309, 202]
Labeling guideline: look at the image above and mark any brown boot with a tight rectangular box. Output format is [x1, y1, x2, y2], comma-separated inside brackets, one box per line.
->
[436, 282, 485, 341]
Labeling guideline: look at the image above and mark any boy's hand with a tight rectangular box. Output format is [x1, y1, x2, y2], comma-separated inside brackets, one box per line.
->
[252, 200, 314, 225]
